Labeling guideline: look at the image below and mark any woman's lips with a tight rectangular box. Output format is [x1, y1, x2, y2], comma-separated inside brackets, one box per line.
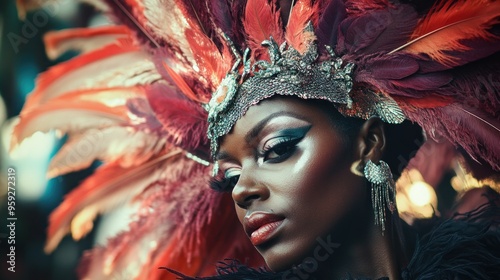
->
[244, 212, 285, 246]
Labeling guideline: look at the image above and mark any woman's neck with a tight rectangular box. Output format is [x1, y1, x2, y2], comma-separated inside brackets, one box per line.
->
[313, 219, 405, 280]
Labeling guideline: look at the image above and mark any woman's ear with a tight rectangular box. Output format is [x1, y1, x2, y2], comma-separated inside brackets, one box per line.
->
[355, 117, 386, 165]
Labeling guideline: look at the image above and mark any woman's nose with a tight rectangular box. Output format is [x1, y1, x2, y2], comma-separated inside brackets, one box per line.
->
[232, 170, 269, 209]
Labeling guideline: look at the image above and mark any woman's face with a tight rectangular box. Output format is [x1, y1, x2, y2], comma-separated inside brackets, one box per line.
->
[217, 97, 368, 271]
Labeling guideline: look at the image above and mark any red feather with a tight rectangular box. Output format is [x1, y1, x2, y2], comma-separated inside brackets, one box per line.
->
[176, 0, 212, 36]
[243, 0, 285, 58]
[185, 28, 231, 91]
[392, 0, 500, 67]
[162, 61, 204, 103]
[285, 0, 315, 54]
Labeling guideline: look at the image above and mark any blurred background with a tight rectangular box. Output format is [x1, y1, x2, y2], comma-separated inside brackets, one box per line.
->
[0, 1, 494, 280]
[0, 2, 113, 279]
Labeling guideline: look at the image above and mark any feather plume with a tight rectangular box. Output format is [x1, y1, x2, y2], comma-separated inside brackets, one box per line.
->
[229, 0, 248, 44]
[344, 0, 390, 15]
[210, 0, 233, 37]
[243, 0, 284, 58]
[285, 0, 315, 54]
[176, 0, 212, 37]
[185, 28, 230, 91]
[337, 4, 417, 55]
[405, 104, 500, 172]
[44, 26, 130, 60]
[141, 0, 196, 61]
[23, 39, 158, 109]
[146, 84, 209, 152]
[106, 0, 161, 48]
[76, 158, 258, 279]
[11, 101, 127, 150]
[315, 0, 347, 49]
[48, 86, 146, 107]
[392, 0, 500, 67]
[161, 62, 204, 103]
[12, 85, 147, 149]
[449, 55, 500, 116]
[48, 127, 165, 178]
[45, 149, 182, 253]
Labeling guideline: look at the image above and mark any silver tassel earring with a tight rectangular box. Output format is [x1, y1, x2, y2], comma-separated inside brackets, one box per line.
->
[364, 160, 396, 234]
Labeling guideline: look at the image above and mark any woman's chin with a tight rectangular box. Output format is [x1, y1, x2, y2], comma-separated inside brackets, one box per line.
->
[259, 243, 308, 272]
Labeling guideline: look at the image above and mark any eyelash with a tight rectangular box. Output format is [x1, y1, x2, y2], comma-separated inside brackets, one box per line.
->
[210, 176, 239, 193]
[259, 136, 302, 163]
[211, 136, 303, 193]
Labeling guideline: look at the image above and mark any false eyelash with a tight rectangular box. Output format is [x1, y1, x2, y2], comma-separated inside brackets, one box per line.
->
[261, 136, 294, 154]
[258, 137, 302, 162]
[210, 176, 239, 193]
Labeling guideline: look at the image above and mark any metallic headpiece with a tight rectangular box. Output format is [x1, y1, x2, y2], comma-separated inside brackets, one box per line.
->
[207, 30, 405, 160]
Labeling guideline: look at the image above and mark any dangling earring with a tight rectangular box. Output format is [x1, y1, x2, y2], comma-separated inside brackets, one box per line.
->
[364, 159, 396, 234]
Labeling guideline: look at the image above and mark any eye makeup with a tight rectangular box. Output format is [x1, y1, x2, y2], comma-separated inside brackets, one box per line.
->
[213, 114, 312, 193]
[257, 125, 312, 164]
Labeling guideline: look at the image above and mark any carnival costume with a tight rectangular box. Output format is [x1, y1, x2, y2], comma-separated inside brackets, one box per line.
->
[12, 0, 500, 279]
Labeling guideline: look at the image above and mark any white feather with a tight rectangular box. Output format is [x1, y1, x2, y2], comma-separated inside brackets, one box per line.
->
[48, 126, 166, 178]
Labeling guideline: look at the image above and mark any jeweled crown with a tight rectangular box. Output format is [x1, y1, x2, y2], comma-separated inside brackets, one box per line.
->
[207, 30, 405, 162]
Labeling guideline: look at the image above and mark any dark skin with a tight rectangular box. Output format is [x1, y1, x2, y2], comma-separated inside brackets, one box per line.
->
[217, 97, 403, 279]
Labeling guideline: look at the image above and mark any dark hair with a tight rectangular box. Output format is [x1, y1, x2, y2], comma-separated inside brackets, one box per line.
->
[310, 99, 424, 180]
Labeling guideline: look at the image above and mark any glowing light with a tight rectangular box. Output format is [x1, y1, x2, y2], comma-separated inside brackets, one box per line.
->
[1, 117, 55, 201]
[408, 181, 435, 207]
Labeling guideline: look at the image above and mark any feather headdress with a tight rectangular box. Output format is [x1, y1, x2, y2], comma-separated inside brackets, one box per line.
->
[13, 0, 500, 279]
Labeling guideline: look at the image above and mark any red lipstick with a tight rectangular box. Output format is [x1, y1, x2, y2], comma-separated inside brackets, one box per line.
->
[244, 212, 284, 246]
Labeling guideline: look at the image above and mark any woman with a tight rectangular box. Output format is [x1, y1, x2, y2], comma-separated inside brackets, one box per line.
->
[13, 0, 500, 279]
[212, 97, 415, 279]
[198, 97, 500, 280]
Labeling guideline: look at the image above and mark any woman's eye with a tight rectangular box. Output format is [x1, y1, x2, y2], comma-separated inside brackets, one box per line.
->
[259, 125, 311, 163]
[210, 175, 239, 193]
[263, 137, 301, 163]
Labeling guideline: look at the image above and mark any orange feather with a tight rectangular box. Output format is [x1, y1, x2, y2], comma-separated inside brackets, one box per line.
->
[393, 0, 500, 66]
[285, 0, 316, 54]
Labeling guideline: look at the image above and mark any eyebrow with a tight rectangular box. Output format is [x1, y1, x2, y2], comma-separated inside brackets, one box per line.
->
[215, 111, 307, 161]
